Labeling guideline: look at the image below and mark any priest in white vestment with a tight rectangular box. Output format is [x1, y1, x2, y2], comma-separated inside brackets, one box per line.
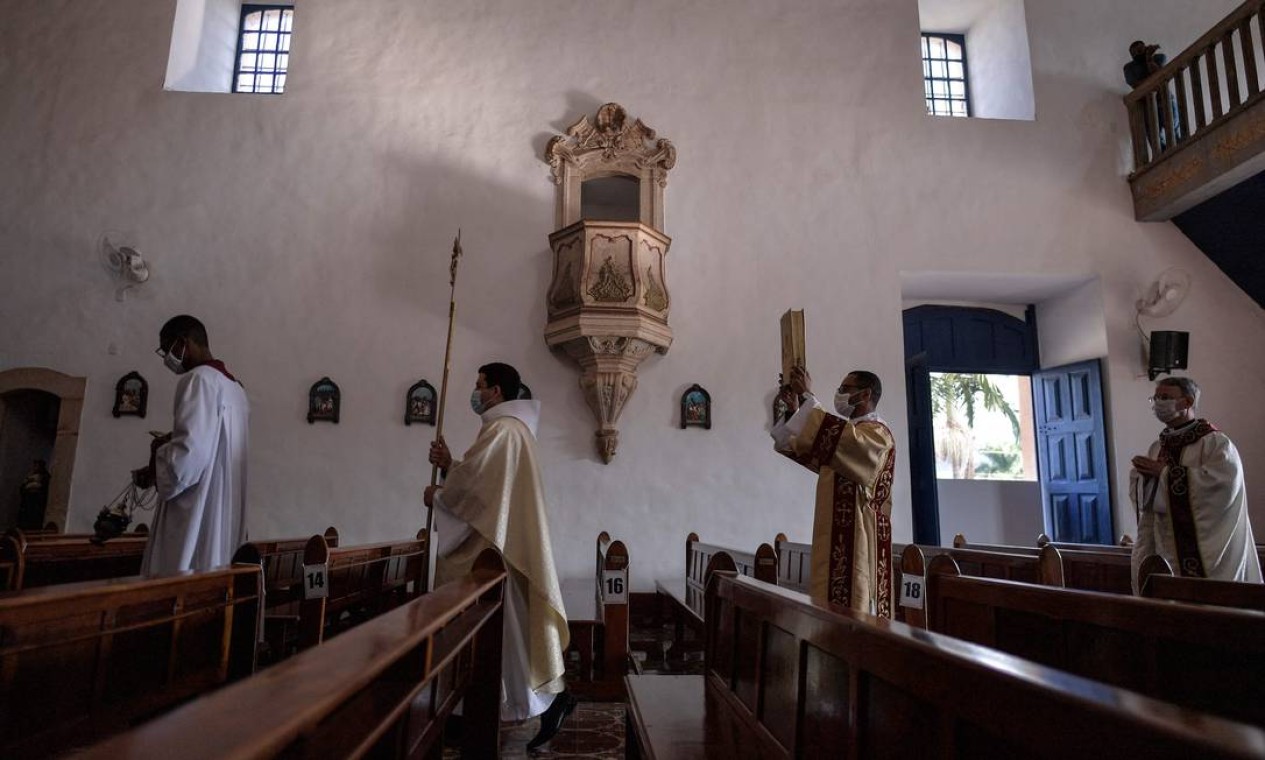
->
[425, 362, 573, 749]
[772, 367, 897, 616]
[1130, 376, 1261, 592]
[137, 315, 249, 576]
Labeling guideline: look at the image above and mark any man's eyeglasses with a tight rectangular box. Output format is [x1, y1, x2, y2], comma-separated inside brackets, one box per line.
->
[1148, 396, 1181, 405]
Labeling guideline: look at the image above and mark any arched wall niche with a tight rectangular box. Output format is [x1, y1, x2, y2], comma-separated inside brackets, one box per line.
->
[0, 368, 87, 532]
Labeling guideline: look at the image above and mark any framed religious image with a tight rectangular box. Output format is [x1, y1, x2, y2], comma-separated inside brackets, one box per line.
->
[404, 379, 437, 426]
[680, 384, 712, 430]
[307, 377, 341, 424]
[518, 383, 532, 400]
[112, 371, 148, 418]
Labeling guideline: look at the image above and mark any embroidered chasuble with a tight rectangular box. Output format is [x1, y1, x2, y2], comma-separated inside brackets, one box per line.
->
[773, 399, 897, 616]
[433, 399, 569, 721]
[1130, 419, 1262, 592]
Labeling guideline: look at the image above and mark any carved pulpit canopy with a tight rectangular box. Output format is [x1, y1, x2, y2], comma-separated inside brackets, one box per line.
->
[544, 103, 676, 463]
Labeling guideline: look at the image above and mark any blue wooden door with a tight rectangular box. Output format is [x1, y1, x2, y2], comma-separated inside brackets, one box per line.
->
[1032, 359, 1113, 543]
[905, 352, 940, 545]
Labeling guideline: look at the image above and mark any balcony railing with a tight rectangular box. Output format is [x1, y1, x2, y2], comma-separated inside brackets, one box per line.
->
[1125, 0, 1265, 175]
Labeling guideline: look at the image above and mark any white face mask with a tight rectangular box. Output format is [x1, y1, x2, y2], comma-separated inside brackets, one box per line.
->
[834, 391, 857, 417]
[161, 343, 187, 375]
[1151, 398, 1181, 423]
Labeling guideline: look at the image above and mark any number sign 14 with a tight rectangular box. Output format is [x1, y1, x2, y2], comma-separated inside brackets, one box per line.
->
[303, 563, 329, 600]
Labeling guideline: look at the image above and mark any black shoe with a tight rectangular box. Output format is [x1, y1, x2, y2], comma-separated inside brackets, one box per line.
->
[526, 691, 577, 751]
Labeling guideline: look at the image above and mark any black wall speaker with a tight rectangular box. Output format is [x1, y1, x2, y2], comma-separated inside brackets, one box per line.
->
[1149, 330, 1189, 380]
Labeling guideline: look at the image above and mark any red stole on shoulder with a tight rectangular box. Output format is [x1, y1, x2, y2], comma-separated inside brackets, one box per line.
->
[194, 359, 240, 385]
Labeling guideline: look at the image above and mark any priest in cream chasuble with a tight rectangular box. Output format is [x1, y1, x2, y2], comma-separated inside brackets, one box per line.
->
[425, 364, 569, 724]
[773, 368, 897, 617]
[1130, 377, 1262, 592]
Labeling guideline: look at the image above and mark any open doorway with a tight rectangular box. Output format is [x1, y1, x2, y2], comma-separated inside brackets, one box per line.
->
[903, 304, 1113, 546]
[930, 371, 1043, 544]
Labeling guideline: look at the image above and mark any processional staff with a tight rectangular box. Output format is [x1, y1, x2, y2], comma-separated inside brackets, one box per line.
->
[426, 231, 463, 549]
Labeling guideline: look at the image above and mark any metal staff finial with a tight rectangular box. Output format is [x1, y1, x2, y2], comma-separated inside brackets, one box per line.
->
[450, 229, 462, 287]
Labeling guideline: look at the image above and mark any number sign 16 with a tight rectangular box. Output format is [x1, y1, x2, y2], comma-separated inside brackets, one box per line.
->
[602, 568, 628, 604]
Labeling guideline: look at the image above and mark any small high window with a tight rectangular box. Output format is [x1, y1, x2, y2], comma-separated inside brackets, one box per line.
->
[233, 5, 293, 94]
[922, 33, 971, 118]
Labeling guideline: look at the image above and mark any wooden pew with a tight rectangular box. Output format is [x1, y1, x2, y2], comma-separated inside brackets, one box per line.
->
[296, 529, 429, 651]
[1140, 555, 1265, 613]
[925, 554, 1265, 728]
[899, 544, 1037, 627]
[78, 550, 508, 760]
[954, 531, 1132, 555]
[0, 532, 147, 591]
[625, 561, 1265, 759]
[1037, 544, 1135, 595]
[8, 524, 149, 543]
[773, 533, 911, 621]
[230, 526, 340, 662]
[655, 532, 777, 637]
[563, 531, 631, 699]
[0, 565, 261, 758]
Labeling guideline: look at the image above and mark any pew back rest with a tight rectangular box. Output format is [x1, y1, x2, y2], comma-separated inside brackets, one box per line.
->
[295, 532, 429, 649]
[1142, 572, 1265, 613]
[78, 551, 508, 760]
[0, 565, 261, 757]
[1038, 544, 1135, 594]
[926, 555, 1265, 728]
[705, 571, 1265, 759]
[1, 535, 148, 591]
[686, 537, 777, 596]
[773, 533, 811, 593]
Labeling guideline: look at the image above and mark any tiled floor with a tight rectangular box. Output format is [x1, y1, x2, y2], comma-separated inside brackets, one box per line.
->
[444, 616, 698, 757]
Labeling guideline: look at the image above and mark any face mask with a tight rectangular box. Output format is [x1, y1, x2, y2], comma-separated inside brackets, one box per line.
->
[834, 392, 857, 417]
[162, 343, 186, 375]
[470, 389, 485, 415]
[1152, 398, 1181, 422]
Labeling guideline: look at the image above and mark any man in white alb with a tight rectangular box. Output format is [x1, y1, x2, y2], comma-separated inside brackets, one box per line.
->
[425, 362, 573, 750]
[135, 315, 249, 575]
[1130, 376, 1261, 592]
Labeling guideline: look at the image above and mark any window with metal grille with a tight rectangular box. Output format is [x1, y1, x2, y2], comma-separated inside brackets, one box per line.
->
[233, 5, 293, 94]
[922, 33, 971, 117]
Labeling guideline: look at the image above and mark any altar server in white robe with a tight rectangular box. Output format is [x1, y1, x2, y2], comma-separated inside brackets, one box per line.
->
[137, 315, 249, 576]
[1130, 376, 1261, 592]
[425, 362, 573, 750]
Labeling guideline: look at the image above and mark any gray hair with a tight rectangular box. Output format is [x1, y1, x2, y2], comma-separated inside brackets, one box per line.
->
[1157, 376, 1200, 407]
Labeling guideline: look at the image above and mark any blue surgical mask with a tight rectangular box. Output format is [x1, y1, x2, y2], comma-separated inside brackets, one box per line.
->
[470, 389, 485, 415]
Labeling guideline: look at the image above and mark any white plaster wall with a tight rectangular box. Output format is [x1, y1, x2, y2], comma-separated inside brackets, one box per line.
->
[967, 0, 1036, 120]
[164, 0, 240, 93]
[0, 0, 1259, 590]
[1036, 278, 1108, 368]
[937, 479, 1043, 545]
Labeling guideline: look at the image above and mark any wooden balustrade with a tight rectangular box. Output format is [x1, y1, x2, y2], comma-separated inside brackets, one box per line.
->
[1125, 1, 1265, 219]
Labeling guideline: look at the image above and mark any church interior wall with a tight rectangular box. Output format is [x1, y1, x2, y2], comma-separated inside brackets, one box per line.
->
[936, 479, 1043, 546]
[0, 0, 1260, 588]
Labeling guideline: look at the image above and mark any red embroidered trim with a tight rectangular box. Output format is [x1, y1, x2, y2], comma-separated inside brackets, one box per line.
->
[1158, 420, 1217, 578]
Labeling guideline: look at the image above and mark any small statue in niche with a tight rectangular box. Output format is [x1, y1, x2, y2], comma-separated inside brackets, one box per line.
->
[17, 459, 51, 530]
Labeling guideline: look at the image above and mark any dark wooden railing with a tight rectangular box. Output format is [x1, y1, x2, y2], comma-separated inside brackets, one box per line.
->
[1125, 0, 1265, 173]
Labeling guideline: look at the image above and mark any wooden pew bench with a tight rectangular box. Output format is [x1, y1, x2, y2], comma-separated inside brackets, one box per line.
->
[625, 562, 1265, 759]
[231, 526, 340, 662]
[0, 565, 261, 758]
[954, 532, 1132, 555]
[296, 529, 429, 651]
[562, 531, 630, 699]
[654, 533, 776, 644]
[774, 533, 910, 620]
[0, 532, 148, 591]
[1140, 556, 1265, 613]
[78, 550, 508, 760]
[925, 554, 1265, 728]
[1037, 544, 1134, 594]
[899, 544, 1037, 626]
